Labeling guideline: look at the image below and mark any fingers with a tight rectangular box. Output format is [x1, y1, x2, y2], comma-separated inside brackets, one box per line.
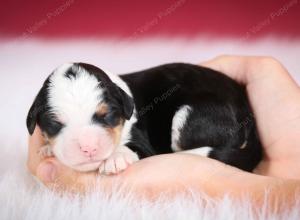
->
[200, 55, 291, 85]
[27, 126, 47, 175]
[201, 55, 249, 83]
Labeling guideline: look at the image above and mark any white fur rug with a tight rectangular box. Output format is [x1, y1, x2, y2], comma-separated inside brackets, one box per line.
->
[0, 38, 300, 219]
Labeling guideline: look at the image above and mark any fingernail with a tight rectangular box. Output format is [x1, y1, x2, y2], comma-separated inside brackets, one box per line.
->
[37, 162, 56, 183]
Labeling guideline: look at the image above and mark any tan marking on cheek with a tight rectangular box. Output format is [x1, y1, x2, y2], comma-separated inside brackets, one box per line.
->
[96, 102, 109, 116]
[107, 120, 124, 146]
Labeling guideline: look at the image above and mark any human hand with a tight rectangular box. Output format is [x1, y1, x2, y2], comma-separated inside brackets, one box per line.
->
[27, 56, 300, 203]
[28, 125, 259, 198]
[202, 55, 300, 179]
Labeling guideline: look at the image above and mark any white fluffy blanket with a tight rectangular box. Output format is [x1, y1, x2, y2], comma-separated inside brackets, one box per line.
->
[0, 38, 300, 220]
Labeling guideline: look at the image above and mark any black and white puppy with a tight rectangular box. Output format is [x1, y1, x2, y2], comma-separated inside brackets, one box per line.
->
[27, 63, 262, 174]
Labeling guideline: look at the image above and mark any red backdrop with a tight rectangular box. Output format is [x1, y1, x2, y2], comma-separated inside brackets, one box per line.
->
[0, 0, 300, 39]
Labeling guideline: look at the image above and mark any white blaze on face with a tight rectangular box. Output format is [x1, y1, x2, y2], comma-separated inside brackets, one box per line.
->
[47, 63, 115, 171]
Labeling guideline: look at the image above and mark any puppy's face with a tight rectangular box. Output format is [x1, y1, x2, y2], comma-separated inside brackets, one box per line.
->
[27, 63, 134, 171]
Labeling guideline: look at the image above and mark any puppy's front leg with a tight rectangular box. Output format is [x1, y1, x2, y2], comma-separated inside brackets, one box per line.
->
[99, 146, 139, 175]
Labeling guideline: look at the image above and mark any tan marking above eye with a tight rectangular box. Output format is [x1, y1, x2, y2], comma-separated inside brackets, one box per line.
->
[96, 102, 109, 116]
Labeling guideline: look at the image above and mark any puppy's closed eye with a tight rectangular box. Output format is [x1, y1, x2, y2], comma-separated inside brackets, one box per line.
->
[93, 102, 122, 126]
[42, 119, 64, 137]
[92, 111, 121, 127]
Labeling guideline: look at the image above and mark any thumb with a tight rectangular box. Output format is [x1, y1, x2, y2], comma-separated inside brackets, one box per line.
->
[35, 159, 78, 192]
[35, 159, 99, 193]
[36, 160, 58, 184]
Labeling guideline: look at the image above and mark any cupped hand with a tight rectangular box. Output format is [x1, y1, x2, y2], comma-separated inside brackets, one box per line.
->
[202, 56, 300, 178]
[27, 56, 300, 202]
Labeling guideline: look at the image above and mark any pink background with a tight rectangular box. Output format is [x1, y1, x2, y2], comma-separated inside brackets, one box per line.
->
[1, 0, 300, 39]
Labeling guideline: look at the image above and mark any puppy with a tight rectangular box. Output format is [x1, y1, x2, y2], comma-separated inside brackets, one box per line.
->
[26, 63, 262, 174]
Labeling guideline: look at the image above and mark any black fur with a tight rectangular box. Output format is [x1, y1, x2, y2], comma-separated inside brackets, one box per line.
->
[27, 77, 50, 135]
[78, 63, 134, 120]
[120, 63, 262, 171]
[27, 76, 65, 137]
[27, 63, 134, 135]
[27, 63, 262, 172]
[125, 125, 156, 158]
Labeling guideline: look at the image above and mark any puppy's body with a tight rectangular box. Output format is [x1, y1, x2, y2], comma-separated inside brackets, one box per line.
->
[120, 63, 262, 171]
[27, 63, 262, 173]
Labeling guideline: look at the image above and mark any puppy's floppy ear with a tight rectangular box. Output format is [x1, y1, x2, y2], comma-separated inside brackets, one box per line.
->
[115, 86, 134, 120]
[27, 98, 39, 135]
[26, 85, 48, 135]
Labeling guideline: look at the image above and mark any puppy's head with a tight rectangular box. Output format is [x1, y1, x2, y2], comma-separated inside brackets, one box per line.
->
[26, 63, 134, 171]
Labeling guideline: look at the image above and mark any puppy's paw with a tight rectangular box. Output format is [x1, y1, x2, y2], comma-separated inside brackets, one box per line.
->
[38, 145, 53, 157]
[99, 146, 139, 175]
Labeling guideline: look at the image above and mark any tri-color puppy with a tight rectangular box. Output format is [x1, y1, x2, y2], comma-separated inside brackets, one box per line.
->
[26, 63, 262, 174]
